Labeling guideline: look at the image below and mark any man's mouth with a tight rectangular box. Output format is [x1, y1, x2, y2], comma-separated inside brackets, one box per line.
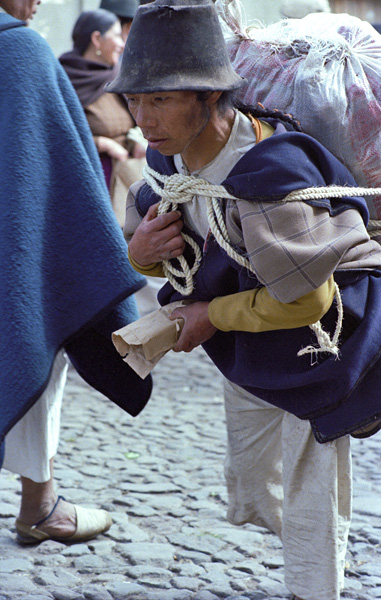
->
[146, 138, 166, 149]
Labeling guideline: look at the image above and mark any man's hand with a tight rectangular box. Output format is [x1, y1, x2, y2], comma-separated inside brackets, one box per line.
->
[169, 302, 217, 353]
[128, 203, 185, 266]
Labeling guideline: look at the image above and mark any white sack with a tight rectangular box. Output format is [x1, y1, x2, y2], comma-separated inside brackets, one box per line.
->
[218, 3, 381, 233]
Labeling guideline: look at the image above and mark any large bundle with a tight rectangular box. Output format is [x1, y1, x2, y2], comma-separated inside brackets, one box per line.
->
[217, 1, 381, 237]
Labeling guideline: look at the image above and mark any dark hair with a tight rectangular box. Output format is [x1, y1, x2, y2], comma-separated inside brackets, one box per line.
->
[196, 92, 303, 131]
[195, 92, 304, 132]
[72, 9, 118, 55]
[196, 89, 240, 116]
[119, 16, 133, 27]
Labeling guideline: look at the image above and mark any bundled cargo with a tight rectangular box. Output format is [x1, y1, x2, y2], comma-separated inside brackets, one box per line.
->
[217, 0, 381, 237]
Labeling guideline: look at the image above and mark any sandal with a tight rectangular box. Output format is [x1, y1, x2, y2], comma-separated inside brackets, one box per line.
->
[15, 495, 112, 544]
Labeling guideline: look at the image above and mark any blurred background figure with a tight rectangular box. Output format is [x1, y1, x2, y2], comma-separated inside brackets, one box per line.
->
[59, 8, 146, 228]
[280, 0, 331, 18]
[100, 0, 139, 42]
[59, 5, 160, 315]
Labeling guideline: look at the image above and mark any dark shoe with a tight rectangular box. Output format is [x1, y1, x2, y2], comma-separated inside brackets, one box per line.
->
[351, 418, 381, 439]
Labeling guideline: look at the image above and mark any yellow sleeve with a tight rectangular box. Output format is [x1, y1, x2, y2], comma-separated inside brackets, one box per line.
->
[208, 276, 335, 332]
[128, 249, 165, 277]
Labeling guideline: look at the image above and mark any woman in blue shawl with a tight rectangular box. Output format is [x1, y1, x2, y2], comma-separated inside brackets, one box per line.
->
[0, 0, 152, 542]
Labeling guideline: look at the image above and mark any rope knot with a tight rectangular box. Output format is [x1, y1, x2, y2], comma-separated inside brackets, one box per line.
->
[162, 173, 196, 205]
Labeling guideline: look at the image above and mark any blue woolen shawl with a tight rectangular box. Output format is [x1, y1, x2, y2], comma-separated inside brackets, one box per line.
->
[0, 15, 152, 451]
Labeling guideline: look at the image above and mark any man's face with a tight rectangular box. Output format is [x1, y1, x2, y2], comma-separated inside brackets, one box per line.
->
[0, 0, 41, 21]
[125, 91, 210, 158]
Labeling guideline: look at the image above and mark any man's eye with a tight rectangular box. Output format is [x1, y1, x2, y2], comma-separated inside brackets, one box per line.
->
[154, 96, 167, 103]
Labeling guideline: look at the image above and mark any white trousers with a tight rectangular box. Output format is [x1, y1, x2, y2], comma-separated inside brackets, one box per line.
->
[224, 379, 352, 600]
[2, 350, 68, 483]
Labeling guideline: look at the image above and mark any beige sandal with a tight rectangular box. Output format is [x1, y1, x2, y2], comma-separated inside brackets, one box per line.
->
[15, 495, 112, 544]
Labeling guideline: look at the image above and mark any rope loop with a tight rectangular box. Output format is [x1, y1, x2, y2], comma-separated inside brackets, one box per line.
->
[368, 219, 381, 239]
[297, 283, 343, 363]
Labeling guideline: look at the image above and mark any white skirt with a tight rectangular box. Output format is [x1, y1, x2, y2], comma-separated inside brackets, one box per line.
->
[2, 350, 68, 483]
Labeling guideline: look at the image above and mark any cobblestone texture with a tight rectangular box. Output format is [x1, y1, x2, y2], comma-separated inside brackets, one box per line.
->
[1, 347, 380, 599]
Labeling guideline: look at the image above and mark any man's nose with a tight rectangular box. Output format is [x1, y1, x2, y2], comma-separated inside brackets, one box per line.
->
[134, 105, 155, 128]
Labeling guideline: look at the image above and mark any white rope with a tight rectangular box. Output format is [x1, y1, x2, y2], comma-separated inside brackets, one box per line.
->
[297, 282, 343, 362]
[143, 165, 251, 295]
[142, 165, 381, 357]
[283, 185, 381, 202]
[215, 0, 248, 40]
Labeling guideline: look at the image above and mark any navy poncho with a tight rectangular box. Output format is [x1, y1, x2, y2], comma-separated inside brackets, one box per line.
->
[0, 15, 152, 449]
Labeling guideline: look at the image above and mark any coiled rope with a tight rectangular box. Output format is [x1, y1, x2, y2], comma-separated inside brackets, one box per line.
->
[143, 163, 381, 358]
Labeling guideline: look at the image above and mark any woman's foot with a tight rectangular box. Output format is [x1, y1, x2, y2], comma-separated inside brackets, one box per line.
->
[16, 495, 112, 544]
[17, 459, 111, 543]
[17, 495, 76, 538]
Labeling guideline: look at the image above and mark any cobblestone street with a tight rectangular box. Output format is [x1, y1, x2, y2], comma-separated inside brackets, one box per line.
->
[1, 347, 380, 599]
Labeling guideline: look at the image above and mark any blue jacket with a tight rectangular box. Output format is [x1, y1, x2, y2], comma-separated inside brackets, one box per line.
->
[135, 121, 381, 442]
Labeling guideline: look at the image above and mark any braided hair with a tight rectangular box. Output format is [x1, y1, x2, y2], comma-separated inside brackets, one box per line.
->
[238, 102, 303, 132]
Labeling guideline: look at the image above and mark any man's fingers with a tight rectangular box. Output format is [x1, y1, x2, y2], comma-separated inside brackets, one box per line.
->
[173, 339, 194, 353]
[165, 237, 186, 257]
[145, 221, 185, 258]
[169, 309, 183, 321]
[129, 205, 185, 265]
[144, 203, 159, 221]
[144, 204, 183, 231]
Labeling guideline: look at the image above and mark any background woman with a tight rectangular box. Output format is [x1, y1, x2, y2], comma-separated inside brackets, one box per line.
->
[59, 8, 146, 226]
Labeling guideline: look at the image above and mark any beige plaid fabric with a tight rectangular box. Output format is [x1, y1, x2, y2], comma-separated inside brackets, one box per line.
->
[226, 198, 381, 302]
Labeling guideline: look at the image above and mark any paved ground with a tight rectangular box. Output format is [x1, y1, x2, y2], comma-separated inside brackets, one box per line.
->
[0, 347, 380, 600]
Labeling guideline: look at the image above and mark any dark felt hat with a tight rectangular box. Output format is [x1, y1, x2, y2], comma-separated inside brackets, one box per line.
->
[105, 0, 244, 94]
[99, 0, 139, 19]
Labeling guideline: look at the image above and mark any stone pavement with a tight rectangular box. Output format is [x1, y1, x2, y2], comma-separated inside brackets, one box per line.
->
[0, 347, 380, 600]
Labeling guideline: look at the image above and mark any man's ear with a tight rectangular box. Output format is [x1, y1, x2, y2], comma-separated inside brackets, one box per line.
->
[207, 91, 223, 106]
